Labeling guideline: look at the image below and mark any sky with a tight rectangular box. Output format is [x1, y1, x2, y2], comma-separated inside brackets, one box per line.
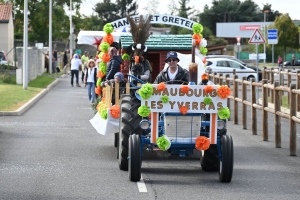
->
[80, 0, 299, 20]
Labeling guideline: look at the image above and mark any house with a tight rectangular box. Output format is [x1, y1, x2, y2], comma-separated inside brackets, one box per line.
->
[0, 3, 14, 62]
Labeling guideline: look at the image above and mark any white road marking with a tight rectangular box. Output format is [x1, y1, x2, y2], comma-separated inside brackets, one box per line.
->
[137, 175, 147, 192]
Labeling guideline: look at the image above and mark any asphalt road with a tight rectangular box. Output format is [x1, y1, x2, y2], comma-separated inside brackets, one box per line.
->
[1, 75, 300, 200]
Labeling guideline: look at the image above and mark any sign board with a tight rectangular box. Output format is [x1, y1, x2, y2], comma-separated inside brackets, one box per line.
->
[268, 29, 278, 44]
[248, 29, 265, 44]
[249, 53, 266, 60]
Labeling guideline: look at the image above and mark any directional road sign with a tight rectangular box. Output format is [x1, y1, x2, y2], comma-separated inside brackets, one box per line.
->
[248, 29, 265, 44]
[249, 53, 266, 60]
[268, 29, 278, 44]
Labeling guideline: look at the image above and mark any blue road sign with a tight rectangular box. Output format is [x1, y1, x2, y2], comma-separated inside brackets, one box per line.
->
[268, 29, 278, 44]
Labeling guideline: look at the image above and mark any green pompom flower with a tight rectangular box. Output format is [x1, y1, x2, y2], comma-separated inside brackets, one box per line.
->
[100, 42, 110, 52]
[157, 135, 171, 151]
[139, 83, 153, 100]
[99, 62, 106, 74]
[99, 52, 104, 58]
[122, 53, 130, 60]
[203, 97, 212, 105]
[161, 95, 169, 103]
[138, 106, 151, 117]
[200, 46, 208, 55]
[103, 23, 114, 34]
[192, 23, 203, 34]
[100, 108, 108, 119]
[96, 78, 101, 86]
[218, 107, 230, 119]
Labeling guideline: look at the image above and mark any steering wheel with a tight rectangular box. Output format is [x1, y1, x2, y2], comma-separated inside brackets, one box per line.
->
[164, 80, 189, 85]
[127, 74, 146, 89]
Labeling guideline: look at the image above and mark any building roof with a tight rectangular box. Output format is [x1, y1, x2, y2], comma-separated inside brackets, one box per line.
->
[0, 3, 13, 23]
[120, 34, 192, 50]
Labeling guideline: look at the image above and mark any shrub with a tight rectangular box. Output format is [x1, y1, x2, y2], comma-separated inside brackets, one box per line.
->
[0, 73, 16, 84]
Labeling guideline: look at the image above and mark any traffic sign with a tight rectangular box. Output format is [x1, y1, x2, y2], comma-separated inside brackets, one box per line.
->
[268, 29, 278, 44]
[249, 53, 266, 60]
[248, 29, 265, 44]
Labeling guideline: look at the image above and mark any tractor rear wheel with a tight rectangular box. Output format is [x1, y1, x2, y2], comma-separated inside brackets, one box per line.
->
[129, 134, 141, 182]
[219, 135, 234, 182]
[200, 144, 218, 171]
[118, 94, 142, 171]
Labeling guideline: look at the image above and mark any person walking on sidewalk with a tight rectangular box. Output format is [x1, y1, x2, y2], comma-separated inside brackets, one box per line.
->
[81, 51, 89, 82]
[84, 59, 97, 104]
[70, 54, 82, 87]
[63, 49, 69, 74]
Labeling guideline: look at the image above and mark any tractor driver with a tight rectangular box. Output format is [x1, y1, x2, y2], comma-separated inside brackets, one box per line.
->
[153, 51, 189, 84]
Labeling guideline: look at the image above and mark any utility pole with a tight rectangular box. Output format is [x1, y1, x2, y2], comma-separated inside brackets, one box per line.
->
[23, 0, 28, 89]
[70, 0, 73, 57]
[263, 10, 269, 64]
[49, 0, 52, 74]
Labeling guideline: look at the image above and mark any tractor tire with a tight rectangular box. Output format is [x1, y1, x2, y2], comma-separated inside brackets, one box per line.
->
[200, 144, 219, 171]
[129, 134, 141, 182]
[219, 135, 234, 183]
[118, 94, 142, 171]
[114, 132, 119, 147]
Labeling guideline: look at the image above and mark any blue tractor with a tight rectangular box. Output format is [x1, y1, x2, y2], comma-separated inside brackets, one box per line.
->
[117, 75, 233, 183]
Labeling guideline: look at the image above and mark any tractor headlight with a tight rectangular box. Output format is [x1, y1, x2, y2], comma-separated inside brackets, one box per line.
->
[140, 119, 150, 130]
[217, 120, 226, 130]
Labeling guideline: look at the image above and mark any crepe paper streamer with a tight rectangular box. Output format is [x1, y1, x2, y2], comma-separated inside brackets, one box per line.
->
[181, 85, 190, 94]
[218, 107, 230, 119]
[138, 106, 151, 117]
[122, 53, 130, 60]
[102, 52, 110, 63]
[103, 34, 114, 45]
[139, 83, 154, 100]
[192, 23, 203, 34]
[180, 106, 188, 115]
[110, 105, 120, 119]
[100, 109, 108, 120]
[103, 23, 114, 34]
[157, 135, 171, 151]
[99, 62, 107, 74]
[161, 95, 169, 103]
[195, 136, 210, 150]
[203, 97, 212, 105]
[204, 85, 213, 93]
[157, 82, 166, 91]
[217, 85, 231, 99]
[100, 42, 110, 53]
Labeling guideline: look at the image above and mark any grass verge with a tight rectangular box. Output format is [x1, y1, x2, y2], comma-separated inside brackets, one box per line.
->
[268, 95, 289, 108]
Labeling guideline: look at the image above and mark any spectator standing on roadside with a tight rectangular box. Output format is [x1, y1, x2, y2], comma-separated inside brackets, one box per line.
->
[106, 47, 122, 80]
[291, 54, 296, 66]
[84, 59, 97, 104]
[81, 51, 89, 82]
[63, 49, 69, 74]
[53, 48, 58, 73]
[277, 55, 282, 67]
[70, 54, 82, 87]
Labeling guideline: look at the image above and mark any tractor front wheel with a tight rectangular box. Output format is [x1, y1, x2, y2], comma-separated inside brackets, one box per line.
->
[200, 144, 218, 171]
[129, 134, 141, 182]
[219, 135, 234, 182]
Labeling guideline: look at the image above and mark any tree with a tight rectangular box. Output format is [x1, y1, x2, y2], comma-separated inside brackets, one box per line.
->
[262, 3, 281, 22]
[170, 0, 194, 34]
[116, 0, 138, 17]
[274, 14, 299, 60]
[143, 0, 159, 15]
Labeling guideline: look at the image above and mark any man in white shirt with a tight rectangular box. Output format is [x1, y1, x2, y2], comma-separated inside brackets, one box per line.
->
[70, 54, 82, 87]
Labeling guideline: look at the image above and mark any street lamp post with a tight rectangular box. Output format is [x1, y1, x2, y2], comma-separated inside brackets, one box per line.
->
[263, 10, 269, 64]
[23, 0, 28, 89]
[70, 0, 73, 57]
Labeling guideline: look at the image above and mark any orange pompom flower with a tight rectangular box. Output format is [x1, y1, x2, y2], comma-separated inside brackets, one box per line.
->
[103, 34, 114, 45]
[204, 85, 214, 93]
[157, 82, 166, 91]
[201, 73, 209, 81]
[181, 85, 190, 94]
[110, 105, 120, 119]
[179, 106, 188, 115]
[192, 33, 201, 45]
[95, 86, 101, 95]
[134, 56, 140, 63]
[203, 57, 207, 64]
[195, 136, 210, 150]
[217, 85, 232, 99]
[102, 52, 110, 63]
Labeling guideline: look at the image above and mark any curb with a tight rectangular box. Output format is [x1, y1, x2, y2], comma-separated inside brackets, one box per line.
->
[0, 79, 60, 116]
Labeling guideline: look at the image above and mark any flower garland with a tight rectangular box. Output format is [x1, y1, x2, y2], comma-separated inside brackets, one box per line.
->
[217, 85, 231, 99]
[157, 135, 171, 151]
[195, 136, 210, 150]
[218, 107, 230, 119]
[138, 105, 151, 117]
[192, 23, 208, 67]
[139, 83, 154, 100]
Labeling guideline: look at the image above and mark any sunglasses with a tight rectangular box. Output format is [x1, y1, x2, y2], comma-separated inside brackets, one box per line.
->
[167, 58, 177, 62]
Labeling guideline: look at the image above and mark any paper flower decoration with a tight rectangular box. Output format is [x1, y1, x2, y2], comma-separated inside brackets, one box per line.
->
[157, 135, 171, 151]
[139, 83, 154, 99]
[102, 52, 110, 63]
[181, 85, 189, 94]
[202, 73, 209, 81]
[138, 106, 151, 117]
[99, 62, 107, 74]
[100, 42, 110, 52]
[180, 106, 188, 115]
[192, 33, 201, 45]
[157, 82, 166, 91]
[200, 46, 208, 55]
[122, 53, 130, 60]
[218, 107, 230, 119]
[203, 97, 212, 105]
[192, 23, 203, 34]
[110, 105, 120, 119]
[95, 86, 101, 95]
[103, 23, 114, 34]
[161, 95, 169, 103]
[103, 34, 114, 45]
[204, 85, 213, 93]
[100, 108, 108, 119]
[96, 79, 101, 86]
[195, 136, 210, 150]
[217, 85, 231, 99]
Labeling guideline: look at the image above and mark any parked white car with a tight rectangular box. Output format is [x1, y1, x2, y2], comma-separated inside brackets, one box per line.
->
[0, 51, 8, 65]
[206, 58, 258, 81]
